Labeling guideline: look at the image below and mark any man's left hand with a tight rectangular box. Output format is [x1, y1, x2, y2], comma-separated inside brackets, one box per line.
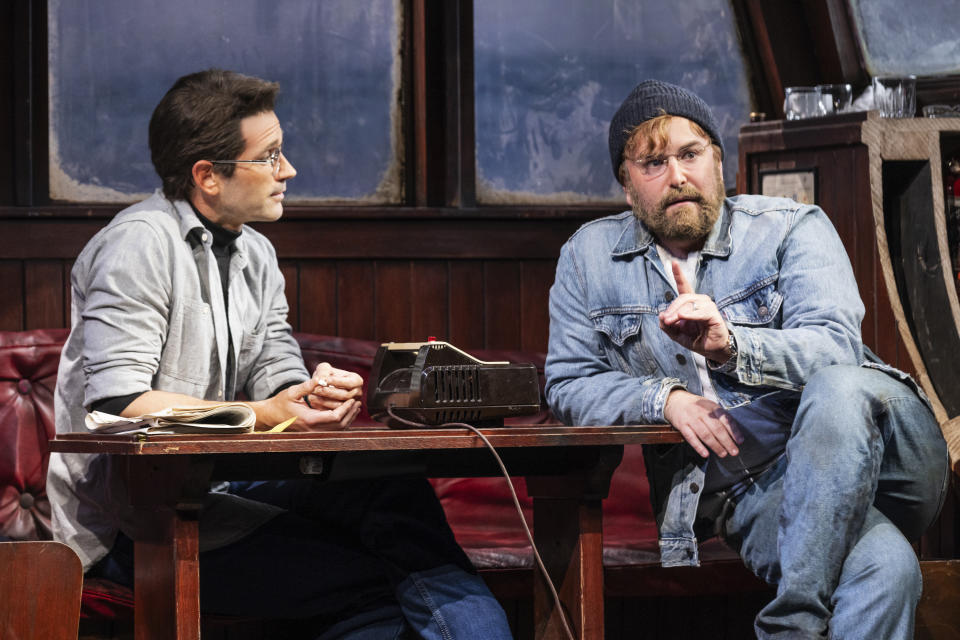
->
[658, 261, 731, 363]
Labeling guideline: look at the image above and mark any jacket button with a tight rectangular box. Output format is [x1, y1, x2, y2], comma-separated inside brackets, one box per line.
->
[675, 354, 687, 365]
[689, 483, 700, 493]
[664, 291, 675, 302]
[758, 305, 769, 316]
[17, 379, 32, 394]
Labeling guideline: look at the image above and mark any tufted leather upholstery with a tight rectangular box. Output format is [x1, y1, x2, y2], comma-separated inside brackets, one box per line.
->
[0, 329, 69, 541]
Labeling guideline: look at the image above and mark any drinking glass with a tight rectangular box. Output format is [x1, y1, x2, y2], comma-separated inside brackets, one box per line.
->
[923, 104, 960, 118]
[872, 75, 917, 118]
[816, 84, 853, 113]
[784, 87, 829, 120]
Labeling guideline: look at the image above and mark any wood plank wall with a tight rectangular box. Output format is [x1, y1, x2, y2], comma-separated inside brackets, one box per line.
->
[278, 257, 556, 351]
[0, 162, 919, 364]
[0, 213, 594, 354]
[0, 258, 71, 330]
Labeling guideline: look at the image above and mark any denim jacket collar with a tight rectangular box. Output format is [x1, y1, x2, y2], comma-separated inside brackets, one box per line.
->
[610, 199, 733, 260]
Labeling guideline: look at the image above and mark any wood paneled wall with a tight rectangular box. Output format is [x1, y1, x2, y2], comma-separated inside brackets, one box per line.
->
[279, 257, 556, 351]
[0, 210, 597, 353]
[0, 176, 915, 364]
[0, 259, 71, 330]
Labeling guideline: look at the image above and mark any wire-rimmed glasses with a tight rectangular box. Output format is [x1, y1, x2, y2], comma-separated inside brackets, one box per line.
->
[211, 148, 282, 177]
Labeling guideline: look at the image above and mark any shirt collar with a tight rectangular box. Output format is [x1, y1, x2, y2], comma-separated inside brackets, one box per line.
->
[190, 203, 242, 250]
[170, 194, 245, 253]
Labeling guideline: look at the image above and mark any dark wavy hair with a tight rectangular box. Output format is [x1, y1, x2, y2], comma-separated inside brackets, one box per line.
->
[148, 69, 279, 201]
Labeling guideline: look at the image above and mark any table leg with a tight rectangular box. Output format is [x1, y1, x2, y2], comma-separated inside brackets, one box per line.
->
[125, 456, 210, 640]
[528, 492, 604, 640]
[134, 513, 201, 640]
[525, 447, 621, 640]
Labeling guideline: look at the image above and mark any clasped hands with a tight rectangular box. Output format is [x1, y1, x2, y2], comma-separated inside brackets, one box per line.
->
[255, 362, 363, 431]
[659, 261, 742, 459]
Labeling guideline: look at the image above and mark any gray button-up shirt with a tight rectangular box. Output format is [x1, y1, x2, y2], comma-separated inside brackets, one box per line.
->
[48, 190, 308, 570]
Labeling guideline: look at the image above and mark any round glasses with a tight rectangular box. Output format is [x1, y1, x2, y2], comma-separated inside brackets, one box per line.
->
[629, 145, 709, 180]
[211, 148, 282, 177]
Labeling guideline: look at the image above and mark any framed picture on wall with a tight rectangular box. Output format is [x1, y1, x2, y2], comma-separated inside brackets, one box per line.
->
[759, 169, 818, 205]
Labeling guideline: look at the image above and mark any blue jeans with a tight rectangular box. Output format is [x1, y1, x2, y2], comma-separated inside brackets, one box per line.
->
[89, 477, 513, 639]
[721, 366, 949, 640]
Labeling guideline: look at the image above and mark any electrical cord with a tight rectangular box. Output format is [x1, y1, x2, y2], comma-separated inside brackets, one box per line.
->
[386, 407, 578, 640]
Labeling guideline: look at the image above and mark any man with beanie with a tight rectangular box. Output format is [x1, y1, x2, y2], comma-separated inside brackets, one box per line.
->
[544, 79, 949, 639]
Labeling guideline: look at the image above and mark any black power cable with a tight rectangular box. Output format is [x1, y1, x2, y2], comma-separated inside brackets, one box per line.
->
[386, 407, 578, 640]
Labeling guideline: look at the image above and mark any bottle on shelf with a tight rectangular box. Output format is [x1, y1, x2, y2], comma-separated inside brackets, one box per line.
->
[945, 155, 960, 295]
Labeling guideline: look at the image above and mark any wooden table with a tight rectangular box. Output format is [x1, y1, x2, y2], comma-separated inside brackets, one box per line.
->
[50, 424, 682, 640]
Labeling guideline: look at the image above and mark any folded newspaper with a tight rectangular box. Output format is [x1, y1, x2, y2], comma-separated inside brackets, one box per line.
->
[85, 403, 256, 435]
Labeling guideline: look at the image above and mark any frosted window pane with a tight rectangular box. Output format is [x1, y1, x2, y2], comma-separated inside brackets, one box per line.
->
[48, 0, 400, 203]
[849, 0, 960, 77]
[474, 0, 752, 202]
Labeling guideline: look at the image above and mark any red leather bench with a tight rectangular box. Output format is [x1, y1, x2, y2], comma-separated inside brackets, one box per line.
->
[0, 329, 766, 629]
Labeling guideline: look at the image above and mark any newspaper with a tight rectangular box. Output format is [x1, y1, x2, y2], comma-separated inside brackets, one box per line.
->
[85, 403, 256, 435]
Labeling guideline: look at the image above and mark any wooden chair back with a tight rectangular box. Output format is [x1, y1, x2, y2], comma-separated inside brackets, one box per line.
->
[0, 541, 82, 640]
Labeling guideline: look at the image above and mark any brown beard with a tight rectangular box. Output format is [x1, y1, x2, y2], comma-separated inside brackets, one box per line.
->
[628, 162, 726, 245]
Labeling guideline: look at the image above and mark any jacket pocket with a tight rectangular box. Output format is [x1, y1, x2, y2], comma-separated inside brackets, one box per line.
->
[716, 278, 783, 326]
[159, 298, 216, 386]
[591, 310, 659, 376]
[236, 321, 266, 378]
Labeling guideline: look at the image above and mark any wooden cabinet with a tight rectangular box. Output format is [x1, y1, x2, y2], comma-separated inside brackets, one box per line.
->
[739, 112, 960, 431]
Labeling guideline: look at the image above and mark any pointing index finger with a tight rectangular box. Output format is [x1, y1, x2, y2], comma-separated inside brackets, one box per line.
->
[672, 261, 696, 295]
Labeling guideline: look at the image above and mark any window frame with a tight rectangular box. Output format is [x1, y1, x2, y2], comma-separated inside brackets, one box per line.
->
[6, 0, 959, 217]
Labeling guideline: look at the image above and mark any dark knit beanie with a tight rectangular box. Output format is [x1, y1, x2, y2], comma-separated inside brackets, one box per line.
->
[608, 80, 724, 182]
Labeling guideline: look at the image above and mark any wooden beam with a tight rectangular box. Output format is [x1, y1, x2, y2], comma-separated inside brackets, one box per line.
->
[410, 0, 428, 207]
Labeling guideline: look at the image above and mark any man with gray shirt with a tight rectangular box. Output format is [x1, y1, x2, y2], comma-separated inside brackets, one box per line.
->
[49, 69, 512, 639]
[545, 80, 949, 639]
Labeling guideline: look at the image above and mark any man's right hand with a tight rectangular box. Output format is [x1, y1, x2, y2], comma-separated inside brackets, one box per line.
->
[664, 389, 742, 458]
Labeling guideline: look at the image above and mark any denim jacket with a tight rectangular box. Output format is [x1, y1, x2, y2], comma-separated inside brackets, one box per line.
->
[544, 194, 867, 567]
